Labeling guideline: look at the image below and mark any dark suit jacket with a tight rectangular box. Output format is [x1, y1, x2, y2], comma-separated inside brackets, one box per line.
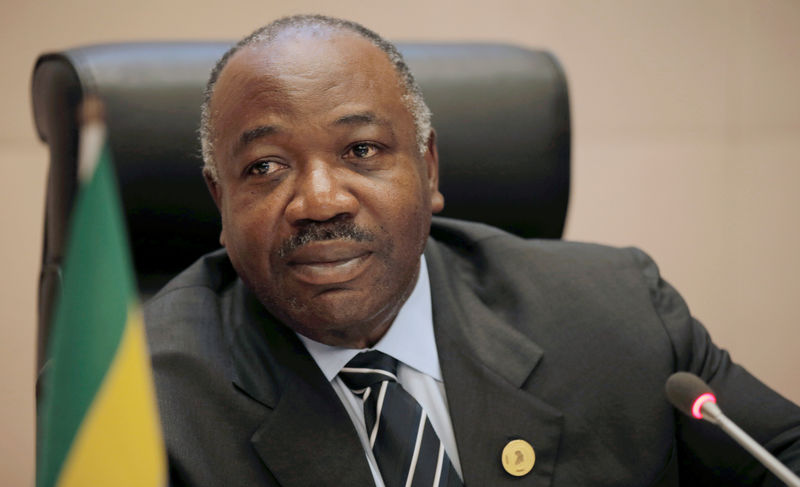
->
[144, 217, 800, 486]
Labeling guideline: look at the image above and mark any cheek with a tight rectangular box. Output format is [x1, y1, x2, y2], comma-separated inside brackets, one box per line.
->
[221, 193, 280, 255]
[378, 180, 431, 248]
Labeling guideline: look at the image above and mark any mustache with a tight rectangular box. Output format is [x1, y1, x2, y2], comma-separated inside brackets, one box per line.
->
[278, 220, 376, 258]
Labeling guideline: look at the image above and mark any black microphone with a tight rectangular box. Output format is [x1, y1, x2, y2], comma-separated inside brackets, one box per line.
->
[665, 372, 800, 486]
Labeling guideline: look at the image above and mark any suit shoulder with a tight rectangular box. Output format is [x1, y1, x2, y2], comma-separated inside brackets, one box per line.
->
[143, 249, 237, 353]
[429, 217, 649, 275]
[148, 248, 236, 301]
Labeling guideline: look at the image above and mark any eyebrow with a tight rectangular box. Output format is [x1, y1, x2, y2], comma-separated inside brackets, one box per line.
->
[232, 112, 392, 155]
[234, 124, 282, 156]
[333, 112, 392, 128]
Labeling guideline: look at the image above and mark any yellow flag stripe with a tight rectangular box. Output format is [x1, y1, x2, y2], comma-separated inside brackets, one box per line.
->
[56, 305, 166, 487]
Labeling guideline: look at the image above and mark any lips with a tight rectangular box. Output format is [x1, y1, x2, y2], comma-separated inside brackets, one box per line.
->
[285, 240, 373, 285]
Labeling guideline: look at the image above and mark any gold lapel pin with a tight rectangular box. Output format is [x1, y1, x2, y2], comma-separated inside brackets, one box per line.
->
[501, 439, 536, 477]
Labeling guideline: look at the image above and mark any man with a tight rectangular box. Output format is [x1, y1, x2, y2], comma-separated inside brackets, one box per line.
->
[144, 14, 800, 486]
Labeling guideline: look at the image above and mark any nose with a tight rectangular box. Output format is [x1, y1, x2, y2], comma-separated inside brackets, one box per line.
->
[285, 159, 359, 225]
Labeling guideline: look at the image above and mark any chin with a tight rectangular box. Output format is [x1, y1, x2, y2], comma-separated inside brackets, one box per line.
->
[244, 250, 421, 346]
[297, 288, 382, 327]
[282, 288, 398, 346]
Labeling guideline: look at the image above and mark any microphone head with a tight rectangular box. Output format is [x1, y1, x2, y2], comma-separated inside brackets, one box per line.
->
[665, 372, 717, 419]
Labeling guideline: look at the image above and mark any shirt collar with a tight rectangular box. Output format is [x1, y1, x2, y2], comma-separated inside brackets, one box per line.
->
[297, 255, 442, 382]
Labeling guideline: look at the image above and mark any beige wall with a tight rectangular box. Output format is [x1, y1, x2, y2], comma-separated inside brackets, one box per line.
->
[2, 0, 799, 484]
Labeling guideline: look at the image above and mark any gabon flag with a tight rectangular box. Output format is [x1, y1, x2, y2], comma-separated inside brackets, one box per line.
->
[37, 96, 166, 487]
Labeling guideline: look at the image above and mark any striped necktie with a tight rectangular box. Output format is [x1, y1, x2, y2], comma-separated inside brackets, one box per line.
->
[339, 351, 463, 487]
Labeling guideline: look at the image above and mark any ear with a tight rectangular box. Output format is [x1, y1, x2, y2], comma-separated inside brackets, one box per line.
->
[203, 168, 227, 247]
[424, 129, 445, 213]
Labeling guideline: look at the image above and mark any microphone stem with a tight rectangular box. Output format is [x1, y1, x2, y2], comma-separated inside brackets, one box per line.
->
[703, 402, 800, 487]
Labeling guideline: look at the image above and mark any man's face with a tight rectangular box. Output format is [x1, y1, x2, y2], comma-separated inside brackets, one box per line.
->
[206, 31, 444, 347]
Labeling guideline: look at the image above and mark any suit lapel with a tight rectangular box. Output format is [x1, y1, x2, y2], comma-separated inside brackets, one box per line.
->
[426, 238, 564, 486]
[226, 281, 374, 486]
[248, 354, 374, 486]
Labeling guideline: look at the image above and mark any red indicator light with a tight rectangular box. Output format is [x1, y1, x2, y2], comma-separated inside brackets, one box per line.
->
[691, 392, 717, 419]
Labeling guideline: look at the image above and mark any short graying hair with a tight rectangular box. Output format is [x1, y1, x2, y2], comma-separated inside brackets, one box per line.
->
[200, 14, 432, 181]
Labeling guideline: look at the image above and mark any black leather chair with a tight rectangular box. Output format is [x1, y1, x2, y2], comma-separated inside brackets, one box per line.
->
[31, 41, 570, 372]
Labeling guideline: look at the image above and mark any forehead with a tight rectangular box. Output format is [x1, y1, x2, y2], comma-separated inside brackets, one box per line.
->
[209, 31, 411, 139]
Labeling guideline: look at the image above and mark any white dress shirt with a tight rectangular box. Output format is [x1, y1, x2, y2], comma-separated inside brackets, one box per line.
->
[297, 255, 462, 487]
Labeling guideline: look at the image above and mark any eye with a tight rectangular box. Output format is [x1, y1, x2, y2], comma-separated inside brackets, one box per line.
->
[246, 160, 286, 177]
[345, 142, 379, 159]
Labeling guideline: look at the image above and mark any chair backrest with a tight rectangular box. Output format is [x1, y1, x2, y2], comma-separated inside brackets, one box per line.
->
[31, 41, 570, 369]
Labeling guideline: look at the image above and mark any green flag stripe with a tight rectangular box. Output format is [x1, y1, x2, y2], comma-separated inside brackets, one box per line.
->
[37, 142, 136, 487]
